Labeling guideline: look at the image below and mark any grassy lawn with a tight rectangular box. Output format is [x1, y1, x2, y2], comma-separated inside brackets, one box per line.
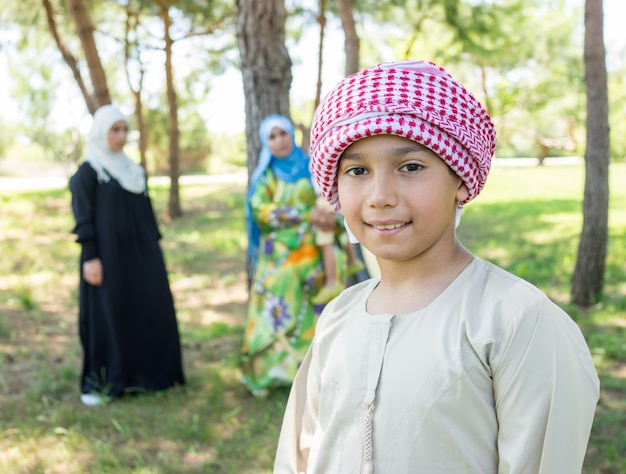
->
[1, 163, 625, 473]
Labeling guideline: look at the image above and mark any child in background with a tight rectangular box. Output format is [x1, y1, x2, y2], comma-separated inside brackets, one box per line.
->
[310, 193, 344, 304]
[273, 60, 599, 473]
[297, 124, 366, 305]
[310, 189, 366, 305]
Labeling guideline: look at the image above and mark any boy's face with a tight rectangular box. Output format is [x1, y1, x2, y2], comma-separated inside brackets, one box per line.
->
[107, 120, 128, 153]
[268, 127, 294, 158]
[337, 134, 469, 263]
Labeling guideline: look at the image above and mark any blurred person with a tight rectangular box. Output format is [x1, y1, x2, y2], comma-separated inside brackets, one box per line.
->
[242, 114, 345, 397]
[70, 105, 185, 406]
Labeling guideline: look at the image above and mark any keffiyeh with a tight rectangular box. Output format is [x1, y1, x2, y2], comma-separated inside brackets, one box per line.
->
[309, 60, 497, 211]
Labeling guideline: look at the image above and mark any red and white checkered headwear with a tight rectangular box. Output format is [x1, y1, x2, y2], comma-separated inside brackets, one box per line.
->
[310, 60, 497, 210]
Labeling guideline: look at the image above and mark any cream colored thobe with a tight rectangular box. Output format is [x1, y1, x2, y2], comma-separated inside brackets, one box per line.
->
[274, 258, 599, 473]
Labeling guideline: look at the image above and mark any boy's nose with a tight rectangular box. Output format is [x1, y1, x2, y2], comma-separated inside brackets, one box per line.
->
[366, 173, 398, 208]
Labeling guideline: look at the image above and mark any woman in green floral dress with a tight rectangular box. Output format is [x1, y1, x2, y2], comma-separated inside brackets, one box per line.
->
[241, 114, 344, 397]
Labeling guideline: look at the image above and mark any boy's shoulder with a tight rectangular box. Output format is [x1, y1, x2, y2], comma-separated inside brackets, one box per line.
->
[464, 258, 568, 323]
[323, 260, 554, 312]
[313, 279, 376, 346]
[470, 258, 547, 298]
[318, 259, 566, 329]
[318, 278, 376, 320]
[333, 278, 376, 305]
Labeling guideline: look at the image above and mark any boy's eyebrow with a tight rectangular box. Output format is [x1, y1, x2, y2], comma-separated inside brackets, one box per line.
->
[393, 144, 430, 156]
[341, 143, 431, 161]
[340, 152, 362, 161]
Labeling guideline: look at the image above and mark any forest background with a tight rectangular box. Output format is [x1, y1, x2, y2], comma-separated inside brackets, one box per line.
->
[0, 0, 625, 177]
[1, 0, 626, 472]
[0, 0, 621, 307]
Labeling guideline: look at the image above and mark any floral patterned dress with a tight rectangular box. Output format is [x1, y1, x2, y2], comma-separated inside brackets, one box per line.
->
[241, 169, 342, 396]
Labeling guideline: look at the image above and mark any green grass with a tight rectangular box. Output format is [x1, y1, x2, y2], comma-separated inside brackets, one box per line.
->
[1, 163, 625, 473]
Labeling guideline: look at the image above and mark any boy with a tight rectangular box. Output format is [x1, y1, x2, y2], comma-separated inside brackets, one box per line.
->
[273, 60, 599, 473]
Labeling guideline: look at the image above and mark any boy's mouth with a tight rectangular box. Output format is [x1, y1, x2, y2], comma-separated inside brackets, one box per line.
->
[370, 221, 410, 230]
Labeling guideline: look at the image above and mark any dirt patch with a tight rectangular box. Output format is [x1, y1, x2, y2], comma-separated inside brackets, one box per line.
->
[0, 273, 248, 405]
[0, 306, 77, 399]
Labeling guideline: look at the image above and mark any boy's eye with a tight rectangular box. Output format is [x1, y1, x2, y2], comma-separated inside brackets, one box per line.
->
[402, 163, 422, 172]
[346, 167, 367, 176]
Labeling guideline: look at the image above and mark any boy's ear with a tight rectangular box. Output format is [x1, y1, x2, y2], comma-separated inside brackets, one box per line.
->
[456, 181, 470, 203]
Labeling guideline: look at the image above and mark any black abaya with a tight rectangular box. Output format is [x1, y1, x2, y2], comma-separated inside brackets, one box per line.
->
[70, 163, 185, 397]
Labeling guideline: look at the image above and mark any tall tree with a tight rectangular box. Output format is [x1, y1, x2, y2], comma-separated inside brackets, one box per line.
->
[236, 0, 293, 176]
[42, 0, 111, 113]
[123, 0, 148, 172]
[154, 0, 182, 218]
[571, 0, 610, 307]
[335, 0, 359, 76]
[313, 0, 327, 112]
[302, 0, 359, 151]
[236, 0, 292, 284]
[65, 0, 112, 110]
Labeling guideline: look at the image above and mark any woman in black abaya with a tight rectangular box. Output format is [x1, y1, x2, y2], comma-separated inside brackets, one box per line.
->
[70, 105, 185, 406]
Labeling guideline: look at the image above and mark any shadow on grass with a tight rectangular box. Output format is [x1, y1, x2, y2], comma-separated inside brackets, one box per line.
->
[459, 197, 625, 294]
[1, 177, 625, 473]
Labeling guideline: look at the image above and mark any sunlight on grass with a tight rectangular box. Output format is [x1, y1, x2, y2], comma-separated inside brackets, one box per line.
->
[1, 425, 102, 474]
[0, 163, 625, 473]
[479, 163, 586, 202]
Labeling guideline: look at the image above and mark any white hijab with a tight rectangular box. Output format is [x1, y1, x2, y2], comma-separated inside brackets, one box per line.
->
[84, 105, 146, 194]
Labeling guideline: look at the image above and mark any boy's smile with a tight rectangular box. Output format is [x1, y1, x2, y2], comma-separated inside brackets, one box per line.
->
[337, 134, 468, 265]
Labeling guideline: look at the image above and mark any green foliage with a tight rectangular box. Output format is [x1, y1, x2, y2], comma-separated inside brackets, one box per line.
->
[2, 0, 238, 172]
[3, 0, 626, 163]
[204, 132, 247, 174]
[142, 107, 213, 175]
[335, 0, 596, 159]
[0, 120, 18, 159]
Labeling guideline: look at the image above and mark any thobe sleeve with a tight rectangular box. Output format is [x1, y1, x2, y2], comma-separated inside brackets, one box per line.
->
[273, 343, 320, 473]
[69, 164, 99, 261]
[492, 297, 600, 473]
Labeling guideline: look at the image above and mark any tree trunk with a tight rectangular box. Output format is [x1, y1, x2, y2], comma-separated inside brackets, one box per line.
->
[335, 0, 359, 76]
[571, 0, 610, 307]
[235, 0, 293, 177]
[124, 2, 148, 173]
[313, 0, 327, 111]
[236, 0, 293, 285]
[160, 4, 182, 218]
[65, 0, 111, 109]
[42, 0, 98, 114]
[132, 91, 148, 173]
